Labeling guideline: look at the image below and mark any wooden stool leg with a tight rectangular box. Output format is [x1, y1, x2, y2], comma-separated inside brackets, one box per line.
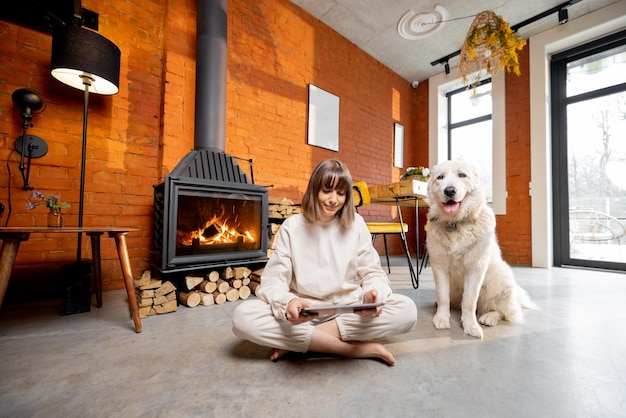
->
[382, 235, 391, 273]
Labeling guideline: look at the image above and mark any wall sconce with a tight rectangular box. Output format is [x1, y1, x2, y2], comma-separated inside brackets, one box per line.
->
[558, 8, 569, 24]
[12, 88, 48, 190]
[50, 24, 120, 261]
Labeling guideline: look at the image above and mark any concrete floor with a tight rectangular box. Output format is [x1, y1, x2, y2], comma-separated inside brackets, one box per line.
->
[1, 260, 625, 418]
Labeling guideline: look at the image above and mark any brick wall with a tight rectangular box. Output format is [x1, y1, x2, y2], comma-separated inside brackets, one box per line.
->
[0, 0, 531, 302]
[499, 44, 532, 265]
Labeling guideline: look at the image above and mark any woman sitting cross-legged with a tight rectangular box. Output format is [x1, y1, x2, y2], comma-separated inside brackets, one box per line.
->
[232, 158, 417, 366]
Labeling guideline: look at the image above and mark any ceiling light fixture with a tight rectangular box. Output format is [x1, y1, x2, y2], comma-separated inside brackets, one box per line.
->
[398, 5, 448, 40]
[558, 8, 569, 24]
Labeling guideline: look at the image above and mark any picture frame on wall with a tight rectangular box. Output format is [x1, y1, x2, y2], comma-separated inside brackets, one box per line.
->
[394, 122, 404, 168]
[307, 84, 340, 152]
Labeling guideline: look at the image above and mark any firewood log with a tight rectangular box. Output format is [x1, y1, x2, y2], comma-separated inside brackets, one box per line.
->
[238, 285, 251, 300]
[135, 269, 151, 287]
[184, 275, 204, 291]
[233, 267, 251, 279]
[154, 299, 177, 314]
[225, 287, 239, 302]
[199, 292, 214, 306]
[207, 271, 220, 282]
[229, 278, 242, 289]
[248, 281, 261, 296]
[155, 281, 176, 297]
[180, 291, 201, 308]
[242, 277, 251, 286]
[198, 280, 217, 293]
[212, 291, 227, 305]
[222, 266, 234, 279]
[216, 279, 230, 293]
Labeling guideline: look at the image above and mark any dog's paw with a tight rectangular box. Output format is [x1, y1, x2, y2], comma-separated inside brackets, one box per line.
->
[462, 321, 483, 338]
[479, 311, 502, 327]
[433, 314, 450, 330]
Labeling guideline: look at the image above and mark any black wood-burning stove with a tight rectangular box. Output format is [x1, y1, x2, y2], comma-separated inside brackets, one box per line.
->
[153, 160, 268, 273]
[152, 0, 268, 274]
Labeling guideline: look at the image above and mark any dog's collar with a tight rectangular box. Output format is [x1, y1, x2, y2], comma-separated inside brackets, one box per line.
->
[429, 216, 457, 232]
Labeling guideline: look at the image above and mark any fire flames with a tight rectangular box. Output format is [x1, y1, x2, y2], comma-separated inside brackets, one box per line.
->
[178, 211, 255, 247]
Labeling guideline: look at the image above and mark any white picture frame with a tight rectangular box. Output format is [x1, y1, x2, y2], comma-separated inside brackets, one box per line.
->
[394, 122, 404, 168]
[307, 84, 340, 152]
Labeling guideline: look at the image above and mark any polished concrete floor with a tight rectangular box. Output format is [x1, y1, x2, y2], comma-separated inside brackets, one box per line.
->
[1, 259, 625, 418]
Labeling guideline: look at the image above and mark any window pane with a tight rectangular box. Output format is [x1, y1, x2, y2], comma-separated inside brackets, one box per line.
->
[450, 120, 493, 202]
[567, 91, 626, 263]
[450, 82, 492, 124]
[566, 44, 626, 97]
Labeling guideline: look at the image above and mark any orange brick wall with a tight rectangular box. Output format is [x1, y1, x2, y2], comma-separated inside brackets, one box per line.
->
[498, 44, 532, 265]
[0, 0, 531, 302]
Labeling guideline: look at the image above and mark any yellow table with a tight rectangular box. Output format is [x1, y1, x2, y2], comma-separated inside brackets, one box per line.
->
[0, 227, 142, 333]
[368, 179, 429, 288]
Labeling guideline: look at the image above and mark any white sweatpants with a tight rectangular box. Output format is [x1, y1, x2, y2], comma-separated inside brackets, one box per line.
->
[231, 294, 417, 353]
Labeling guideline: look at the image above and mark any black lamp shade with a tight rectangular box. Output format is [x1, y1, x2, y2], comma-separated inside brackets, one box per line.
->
[51, 25, 121, 95]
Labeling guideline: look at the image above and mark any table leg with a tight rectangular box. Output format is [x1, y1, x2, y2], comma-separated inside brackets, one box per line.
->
[395, 198, 418, 289]
[0, 233, 30, 308]
[87, 232, 104, 308]
[109, 231, 142, 333]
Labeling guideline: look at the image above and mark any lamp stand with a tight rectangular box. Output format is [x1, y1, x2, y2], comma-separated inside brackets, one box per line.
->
[76, 74, 94, 262]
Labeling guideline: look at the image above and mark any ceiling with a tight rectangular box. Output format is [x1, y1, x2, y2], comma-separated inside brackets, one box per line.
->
[289, 0, 621, 83]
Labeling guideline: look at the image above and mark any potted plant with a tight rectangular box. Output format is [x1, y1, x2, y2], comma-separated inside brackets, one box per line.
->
[25, 190, 71, 227]
[401, 166, 430, 182]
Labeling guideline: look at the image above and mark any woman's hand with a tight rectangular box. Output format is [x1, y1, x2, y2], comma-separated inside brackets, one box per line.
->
[355, 289, 383, 318]
[285, 298, 318, 323]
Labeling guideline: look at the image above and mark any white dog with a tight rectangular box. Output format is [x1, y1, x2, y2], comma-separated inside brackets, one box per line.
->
[426, 160, 538, 338]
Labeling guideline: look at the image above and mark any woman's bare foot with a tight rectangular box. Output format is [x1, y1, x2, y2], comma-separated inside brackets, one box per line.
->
[269, 348, 290, 362]
[351, 341, 396, 366]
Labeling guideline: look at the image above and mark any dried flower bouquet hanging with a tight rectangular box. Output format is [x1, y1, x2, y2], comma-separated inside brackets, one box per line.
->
[458, 10, 526, 88]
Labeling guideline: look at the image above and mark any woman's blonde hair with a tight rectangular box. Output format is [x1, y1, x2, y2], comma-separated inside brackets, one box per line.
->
[302, 159, 355, 227]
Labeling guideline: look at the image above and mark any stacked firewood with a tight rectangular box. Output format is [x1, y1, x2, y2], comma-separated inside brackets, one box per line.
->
[268, 196, 300, 257]
[178, 266, 263, 308]
[135, 270, 177, 318]
[268, 196, 301, 219]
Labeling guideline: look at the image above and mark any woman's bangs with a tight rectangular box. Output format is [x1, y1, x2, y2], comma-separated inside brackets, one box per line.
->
[323, 172, 350, 193]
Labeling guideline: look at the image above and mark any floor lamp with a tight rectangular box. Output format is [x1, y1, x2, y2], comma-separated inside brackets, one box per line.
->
[50, 25, 120, 262]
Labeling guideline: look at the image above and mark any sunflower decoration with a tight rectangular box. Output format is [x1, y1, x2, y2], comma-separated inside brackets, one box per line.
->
[459, 10, 526, 89]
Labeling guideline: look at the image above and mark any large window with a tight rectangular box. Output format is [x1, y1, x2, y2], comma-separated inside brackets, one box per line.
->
[551, 29, 626, 271]
[428, 71, 506, 214]
[447, 80, 493, 202]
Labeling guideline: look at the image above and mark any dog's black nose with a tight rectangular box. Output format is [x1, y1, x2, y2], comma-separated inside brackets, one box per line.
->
[444, 186, 456, 198]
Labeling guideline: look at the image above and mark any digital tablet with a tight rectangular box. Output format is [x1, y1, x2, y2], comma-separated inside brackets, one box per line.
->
[300, 302, 384, 316]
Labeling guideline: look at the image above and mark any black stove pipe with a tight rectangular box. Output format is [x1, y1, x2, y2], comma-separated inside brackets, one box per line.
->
[194, 0, 227, 152]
